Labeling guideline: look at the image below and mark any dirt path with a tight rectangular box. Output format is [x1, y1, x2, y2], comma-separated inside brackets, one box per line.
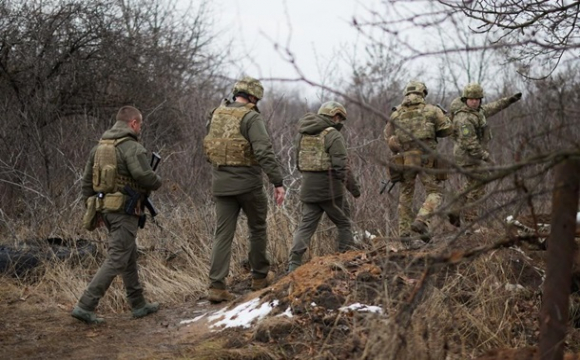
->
[0, 294, 220, 360]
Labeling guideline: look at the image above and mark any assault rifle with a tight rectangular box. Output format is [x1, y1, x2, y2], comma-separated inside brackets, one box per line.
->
[379, 179, 398, 194]
[124, 152, 162, 229]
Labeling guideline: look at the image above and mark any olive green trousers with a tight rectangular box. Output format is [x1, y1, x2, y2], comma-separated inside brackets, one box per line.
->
[78, 212, 146, 311]
[209, 188, 270, 290]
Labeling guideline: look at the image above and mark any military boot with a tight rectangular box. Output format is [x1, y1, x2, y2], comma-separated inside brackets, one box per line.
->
[208, 288, 235, 303]
[132, 302, 159, 318]
[251, 272, 273, 291]
[71, 306, 105, 324]
[287, 262, 301, 273]
[411, 220, 431, 243]
[287, 252, 303, 274]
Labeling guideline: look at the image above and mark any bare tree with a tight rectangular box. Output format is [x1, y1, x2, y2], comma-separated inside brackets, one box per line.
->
[0, 0, 225, 225]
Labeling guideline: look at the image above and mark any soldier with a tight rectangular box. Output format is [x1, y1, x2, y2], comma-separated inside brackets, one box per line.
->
[288, 101, 361, 273]
[72, 106, 162, 324]
[448, 83, 522, 229]
[203, 76, 285, 302]
[385, 81, 452, 247]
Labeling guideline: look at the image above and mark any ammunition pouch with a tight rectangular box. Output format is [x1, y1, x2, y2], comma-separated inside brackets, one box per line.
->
[403, 150, 422, 168]
[82, 196, 99, 231]
[388, 154, 404, 183]
[95, 192, 126, 213]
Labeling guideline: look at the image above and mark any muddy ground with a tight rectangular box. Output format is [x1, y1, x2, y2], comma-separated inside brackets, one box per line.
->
[2, 223, 580, 360]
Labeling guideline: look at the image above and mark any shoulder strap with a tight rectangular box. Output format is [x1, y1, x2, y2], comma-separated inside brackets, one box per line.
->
[320, 127, 336, 137]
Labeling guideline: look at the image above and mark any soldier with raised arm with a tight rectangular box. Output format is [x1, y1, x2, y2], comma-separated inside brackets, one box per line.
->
[448, 83, 522, 230]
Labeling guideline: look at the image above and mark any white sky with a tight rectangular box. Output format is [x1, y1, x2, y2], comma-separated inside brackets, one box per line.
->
[211, 0, 381, 95]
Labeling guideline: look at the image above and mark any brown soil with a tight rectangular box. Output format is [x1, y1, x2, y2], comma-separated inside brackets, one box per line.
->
[2, 225, 580, 359]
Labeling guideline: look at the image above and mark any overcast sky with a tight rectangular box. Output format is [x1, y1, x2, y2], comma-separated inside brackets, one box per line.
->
[211, 0, 381, 95]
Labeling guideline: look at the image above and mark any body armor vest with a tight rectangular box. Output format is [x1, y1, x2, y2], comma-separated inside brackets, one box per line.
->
[392, 104, 436, 145]
[203, 103, 258, 166]
[298, 127, 335, 172]
[92, 137, 143, 193]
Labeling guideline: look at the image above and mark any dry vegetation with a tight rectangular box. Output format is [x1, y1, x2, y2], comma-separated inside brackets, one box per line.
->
[1, 0, 580, 359]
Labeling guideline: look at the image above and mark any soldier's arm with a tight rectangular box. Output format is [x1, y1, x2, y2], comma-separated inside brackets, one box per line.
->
[81, 146, 97, 201]
[124, 142, 162, 191]
[384, 121, 394, 140]
[455, 114, 489, 161]
[428, 105, 453, 138]
[245, 113, 284, 187]
[481, 93, 519, 118]
[345, 160, 361, 198]
[326, 131, 348, 181]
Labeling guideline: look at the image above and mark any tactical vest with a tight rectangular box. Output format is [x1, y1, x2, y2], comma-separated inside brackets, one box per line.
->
[203, 103, 258, 166]
[92, 137, 144, 194]
[298, 127, 335, 172]
[392, 104, 436, 145]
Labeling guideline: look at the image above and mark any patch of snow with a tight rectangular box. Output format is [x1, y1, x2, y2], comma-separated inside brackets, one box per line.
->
[577, 212, 580, 224]
[310, 302, 317, 307]
[506, 215, 514, 223]
[208, 298, 280, 329]
[180, 313, 206, 325]
[339, 303, 384, 314]
[276, 307, 294, 318]
[509, 246, 533, 261]
[505, 283, 525, 292]
[364, 230, 377, 240]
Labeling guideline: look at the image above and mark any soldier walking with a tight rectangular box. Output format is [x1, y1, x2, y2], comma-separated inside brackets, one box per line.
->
[385, 81, 452, 247]
[288, 101, 360, 272]
[72, 106, 162, 324]
[449, 83, 522, 230]
[203, 76, 285, 302]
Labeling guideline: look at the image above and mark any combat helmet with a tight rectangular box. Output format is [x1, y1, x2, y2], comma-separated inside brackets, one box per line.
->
[462, 83, 485, 100]
[404, 81, 428, 97]
[318, 101, 347, 120]
[232, 76, 264, 100]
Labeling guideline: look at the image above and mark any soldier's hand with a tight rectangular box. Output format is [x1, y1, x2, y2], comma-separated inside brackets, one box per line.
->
[510, 92, 522, 103]
[274, 186, 285, 206]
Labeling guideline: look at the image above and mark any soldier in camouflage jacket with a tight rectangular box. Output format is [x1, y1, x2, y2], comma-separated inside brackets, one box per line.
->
[385, 81, 452, 247]
[449, 83, 522, 228]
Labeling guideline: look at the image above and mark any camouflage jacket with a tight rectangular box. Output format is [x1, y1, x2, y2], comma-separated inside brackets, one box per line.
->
[452, 96, 513, 167]
[82, 121, 162, 202]
[206, 100, 284, 196]
[385, 94, 452, 153]
[295, 113, 360, 202]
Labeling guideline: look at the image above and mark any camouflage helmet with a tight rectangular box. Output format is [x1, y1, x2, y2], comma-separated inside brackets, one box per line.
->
[318, 101, 347, 120]
[462, 83, 485, 99]
[404, 81, 428, 97]
[232, 76, 264, 100]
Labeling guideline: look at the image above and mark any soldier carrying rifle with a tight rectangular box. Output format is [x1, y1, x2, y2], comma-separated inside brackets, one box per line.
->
[385, 81, 452, 249]
[73, 106, 162, 324]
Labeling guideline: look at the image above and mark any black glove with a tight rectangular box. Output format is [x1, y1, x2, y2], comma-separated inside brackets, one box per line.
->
[509, 92, 522, 104]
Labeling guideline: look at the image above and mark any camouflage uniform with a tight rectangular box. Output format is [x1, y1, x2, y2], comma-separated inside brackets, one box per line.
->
[288, 102, 360, 272]
[204, 77, 284, 292]
[385, 81, 452, 239]
[451, 83, 522, 223]
[76, 109, 162, 315]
